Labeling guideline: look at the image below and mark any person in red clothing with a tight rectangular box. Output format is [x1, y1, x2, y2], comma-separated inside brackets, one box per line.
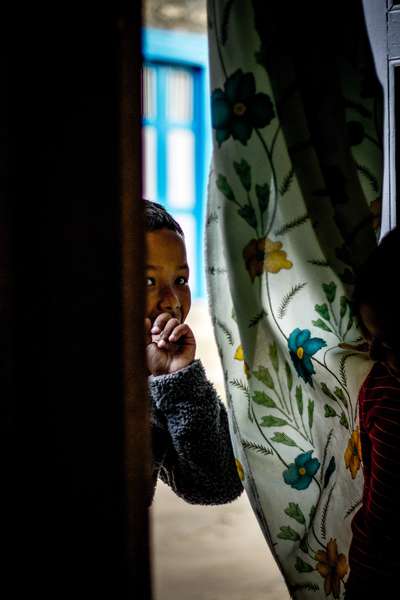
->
[345, 227, 400, 598]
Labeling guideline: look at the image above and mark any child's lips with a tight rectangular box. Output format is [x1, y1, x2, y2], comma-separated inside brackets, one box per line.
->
[169, 311, 182, 322]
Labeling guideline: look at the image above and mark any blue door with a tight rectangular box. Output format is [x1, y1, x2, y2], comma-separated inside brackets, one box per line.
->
[142, 28, 211, 298]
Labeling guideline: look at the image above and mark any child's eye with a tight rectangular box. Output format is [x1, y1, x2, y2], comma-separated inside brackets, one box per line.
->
[146, 277, 156, 287]
[175, 276, 188, 285]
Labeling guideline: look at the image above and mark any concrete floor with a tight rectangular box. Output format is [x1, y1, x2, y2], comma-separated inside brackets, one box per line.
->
[151, 301, 290, 600]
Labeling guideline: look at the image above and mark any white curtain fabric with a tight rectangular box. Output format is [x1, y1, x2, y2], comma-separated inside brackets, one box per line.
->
[206, 1, 383, 598]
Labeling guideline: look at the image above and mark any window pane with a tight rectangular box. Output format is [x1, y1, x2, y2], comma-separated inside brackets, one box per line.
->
[167, 129, 195, 209]
[143, 126, 157, 201]
[143, 65, 156, 119]
[166, 68, 193, 123]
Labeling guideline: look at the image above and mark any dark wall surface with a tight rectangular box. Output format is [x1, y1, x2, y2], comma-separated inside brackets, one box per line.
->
[1, 2, 149, 597]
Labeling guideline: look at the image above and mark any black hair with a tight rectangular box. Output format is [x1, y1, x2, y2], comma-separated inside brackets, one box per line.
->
[352, 226, 400, 319]
[143, 199, 184, 237]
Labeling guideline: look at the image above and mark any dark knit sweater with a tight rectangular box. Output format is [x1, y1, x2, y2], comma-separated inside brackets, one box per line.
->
[347, 361, 400, 592]
[149, 359, 243, 505]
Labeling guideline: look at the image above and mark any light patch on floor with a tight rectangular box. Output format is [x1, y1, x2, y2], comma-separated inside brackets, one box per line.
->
[151, 482, 290, 600]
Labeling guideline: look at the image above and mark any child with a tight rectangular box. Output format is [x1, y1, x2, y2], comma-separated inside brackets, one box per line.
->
[144, 200, 243, 505]
[345, 227, 400, 598]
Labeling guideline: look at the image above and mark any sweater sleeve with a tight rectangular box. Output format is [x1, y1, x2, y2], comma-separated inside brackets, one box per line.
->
[148, 360, 243, 505]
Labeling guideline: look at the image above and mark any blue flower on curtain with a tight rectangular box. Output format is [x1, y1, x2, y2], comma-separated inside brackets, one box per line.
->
[288, 328, 327, 386]
[283, 450, 320, 490]
[211, 69, 275, 147]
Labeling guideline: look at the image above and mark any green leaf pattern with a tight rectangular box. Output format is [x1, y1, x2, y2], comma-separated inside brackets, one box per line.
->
[207, 2, 380, 596]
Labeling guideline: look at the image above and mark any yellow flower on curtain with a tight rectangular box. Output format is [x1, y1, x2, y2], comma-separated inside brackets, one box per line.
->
[234, 345, 251, 378]
[243, 237, 293, 282]
[235, 459, 245, 481]
[315, 538, 348, 599]
[344, 429, 362, 479]
[234, 345, 244, 360]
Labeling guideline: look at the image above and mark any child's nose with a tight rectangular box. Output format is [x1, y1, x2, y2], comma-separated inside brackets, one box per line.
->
[159, 287, 180, 312]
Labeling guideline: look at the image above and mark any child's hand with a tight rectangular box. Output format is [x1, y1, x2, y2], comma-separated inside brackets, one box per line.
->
[146, 313, 196, 376]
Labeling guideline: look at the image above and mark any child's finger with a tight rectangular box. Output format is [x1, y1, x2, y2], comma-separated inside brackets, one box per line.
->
[151, 312, 174, 334]
[157, 339, 178, 352]
[168, 323, 191, 342]
[159, 318, 180, 341]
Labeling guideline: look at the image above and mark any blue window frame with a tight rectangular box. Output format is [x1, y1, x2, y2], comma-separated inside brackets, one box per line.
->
[142, 28, 212, 298]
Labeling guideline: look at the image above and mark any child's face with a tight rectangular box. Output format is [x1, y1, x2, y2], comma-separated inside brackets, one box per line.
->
[146, 228, 191, 325]
[359, 303, 400, 377]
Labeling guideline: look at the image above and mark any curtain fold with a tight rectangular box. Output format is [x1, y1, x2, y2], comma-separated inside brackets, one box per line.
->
[207, 2, 383, 597]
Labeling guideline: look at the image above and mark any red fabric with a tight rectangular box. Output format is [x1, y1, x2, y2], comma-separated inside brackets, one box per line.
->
[348, 362, 400, 584]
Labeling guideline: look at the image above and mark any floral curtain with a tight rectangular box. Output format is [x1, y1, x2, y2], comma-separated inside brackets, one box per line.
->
[206, 1, 383, 598]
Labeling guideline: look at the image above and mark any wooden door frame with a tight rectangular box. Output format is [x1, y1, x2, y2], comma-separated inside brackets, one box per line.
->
[1, 1, 152, 597]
